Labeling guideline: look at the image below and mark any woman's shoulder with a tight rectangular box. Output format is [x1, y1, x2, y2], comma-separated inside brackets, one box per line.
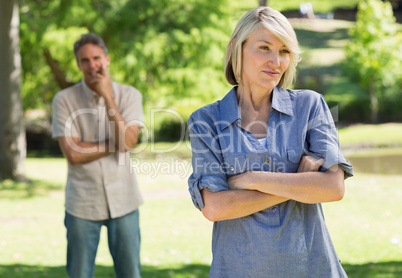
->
[189, 88, 237, 123]
[286, 88, 326, 108]
[287, 88, 323, 101]
[188, 101, 220, 125]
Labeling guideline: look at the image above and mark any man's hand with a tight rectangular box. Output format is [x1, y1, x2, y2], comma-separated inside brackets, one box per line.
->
[92, 64, 140, 152]
[92, 63, 113, 100]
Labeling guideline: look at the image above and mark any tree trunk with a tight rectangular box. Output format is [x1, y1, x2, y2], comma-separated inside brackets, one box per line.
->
[259, 0, 268, 6]
[369, 80, 379, 123]
[43, 47, 74, 89]
[0, 0, 26, 180]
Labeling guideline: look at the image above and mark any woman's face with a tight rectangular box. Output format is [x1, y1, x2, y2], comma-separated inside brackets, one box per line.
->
[240, 28, 290, 92]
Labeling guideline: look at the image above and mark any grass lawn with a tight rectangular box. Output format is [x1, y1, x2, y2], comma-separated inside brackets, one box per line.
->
[0, 155, 212, 278]
[339, 123, 402, 149]
[1, 139, 402, 277]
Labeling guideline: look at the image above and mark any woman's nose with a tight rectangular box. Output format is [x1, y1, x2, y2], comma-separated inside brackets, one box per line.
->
[268, 52, 280, 67]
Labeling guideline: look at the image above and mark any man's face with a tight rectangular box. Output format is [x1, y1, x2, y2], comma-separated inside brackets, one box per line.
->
[76, 43, 110, 87]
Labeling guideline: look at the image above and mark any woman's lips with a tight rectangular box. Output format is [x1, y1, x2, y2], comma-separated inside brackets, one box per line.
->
[263, 70, 280, 77]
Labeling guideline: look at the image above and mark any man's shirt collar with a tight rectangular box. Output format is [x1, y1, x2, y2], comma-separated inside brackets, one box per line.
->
[81, 78, 99, 103]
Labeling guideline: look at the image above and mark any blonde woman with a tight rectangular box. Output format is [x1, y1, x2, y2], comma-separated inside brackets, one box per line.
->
[188, 6, 353, 278]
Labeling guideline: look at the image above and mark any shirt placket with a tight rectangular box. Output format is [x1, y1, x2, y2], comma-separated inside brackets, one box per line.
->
[97, 97, 106, 142]
[265, 110, 280, 222]
[97, 96, 112, 218]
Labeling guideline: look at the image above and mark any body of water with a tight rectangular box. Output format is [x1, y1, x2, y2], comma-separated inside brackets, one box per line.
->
[346, 154, 402, 175]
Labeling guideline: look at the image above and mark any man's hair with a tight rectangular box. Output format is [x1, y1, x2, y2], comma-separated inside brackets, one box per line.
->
[73, 33, 108, 59]
[224, 6, 301, 88]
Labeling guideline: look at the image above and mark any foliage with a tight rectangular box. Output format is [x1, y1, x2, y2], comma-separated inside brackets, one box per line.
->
[19, 0, 371, 113]
[231, 0, 363, 14]
[268, 0, 361, 13]
[19, 0, 234, 112]
[19, 0, 402, 126]
[19, 0, 66, 110]
[153, 117, 187, 142]
[344, 0, 402, 122]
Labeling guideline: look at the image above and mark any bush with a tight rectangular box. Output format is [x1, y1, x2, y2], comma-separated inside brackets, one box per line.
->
[153, 118, 188, 142]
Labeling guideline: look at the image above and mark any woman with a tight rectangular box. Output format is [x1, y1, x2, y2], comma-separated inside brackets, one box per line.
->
[187, 6, 353, 278]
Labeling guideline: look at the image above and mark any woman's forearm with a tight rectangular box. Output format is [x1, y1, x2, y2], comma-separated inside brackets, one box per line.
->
[240, 165, 345, 204]
[201, 188, 288, 222]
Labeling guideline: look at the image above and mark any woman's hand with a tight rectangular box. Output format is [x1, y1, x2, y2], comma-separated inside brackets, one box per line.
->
[297, 155, 324, 173]
[226, 155, 343, 204]
[228, 171, 254, 190]
[228, 155, 323, 191]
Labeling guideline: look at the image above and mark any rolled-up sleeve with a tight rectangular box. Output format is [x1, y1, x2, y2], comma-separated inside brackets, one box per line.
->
[187, 115, 229, 210]
[306, 95, 353, 178]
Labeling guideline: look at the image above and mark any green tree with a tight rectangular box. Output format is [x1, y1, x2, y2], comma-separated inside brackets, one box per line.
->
[345, 0, 402, 123]
[19, 0, 234, 117]
[19, 0, 74, 110]
[0, 0, 25, 180]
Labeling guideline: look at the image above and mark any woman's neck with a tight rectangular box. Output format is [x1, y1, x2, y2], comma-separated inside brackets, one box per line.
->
[237, 86, 271, 109]
[236, 85, 273, 139]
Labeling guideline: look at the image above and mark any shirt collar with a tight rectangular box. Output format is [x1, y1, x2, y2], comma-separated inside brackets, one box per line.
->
[271, 86, 294, 118]
[218, 86, 294, 131]
[219, 87, 241, 131]
[81, 78, 99, 103]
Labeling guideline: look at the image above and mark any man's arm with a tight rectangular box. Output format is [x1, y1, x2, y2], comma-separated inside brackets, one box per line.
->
[57, 137, 111, 165]
[103, 96, 140, 152]
[93, 64, 140, 152]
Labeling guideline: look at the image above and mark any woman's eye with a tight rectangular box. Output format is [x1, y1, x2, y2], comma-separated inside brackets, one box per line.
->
[260, 46, 270, 51]
[281, 49, 290, 54]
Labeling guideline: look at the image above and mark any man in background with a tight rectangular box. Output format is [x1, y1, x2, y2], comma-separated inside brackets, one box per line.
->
[52, 33, 144, 278]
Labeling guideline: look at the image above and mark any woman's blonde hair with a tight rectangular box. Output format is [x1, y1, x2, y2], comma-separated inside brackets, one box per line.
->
[225, 6, 300, 88]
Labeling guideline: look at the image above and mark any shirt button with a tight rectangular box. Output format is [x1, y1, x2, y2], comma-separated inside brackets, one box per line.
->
[272, 207, 278, 213]
[265, 158, 271, 164]
[229, 166, 235, 171]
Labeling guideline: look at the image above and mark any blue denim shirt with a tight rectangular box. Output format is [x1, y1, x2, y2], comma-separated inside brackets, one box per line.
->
[188, 87, 353, 278]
